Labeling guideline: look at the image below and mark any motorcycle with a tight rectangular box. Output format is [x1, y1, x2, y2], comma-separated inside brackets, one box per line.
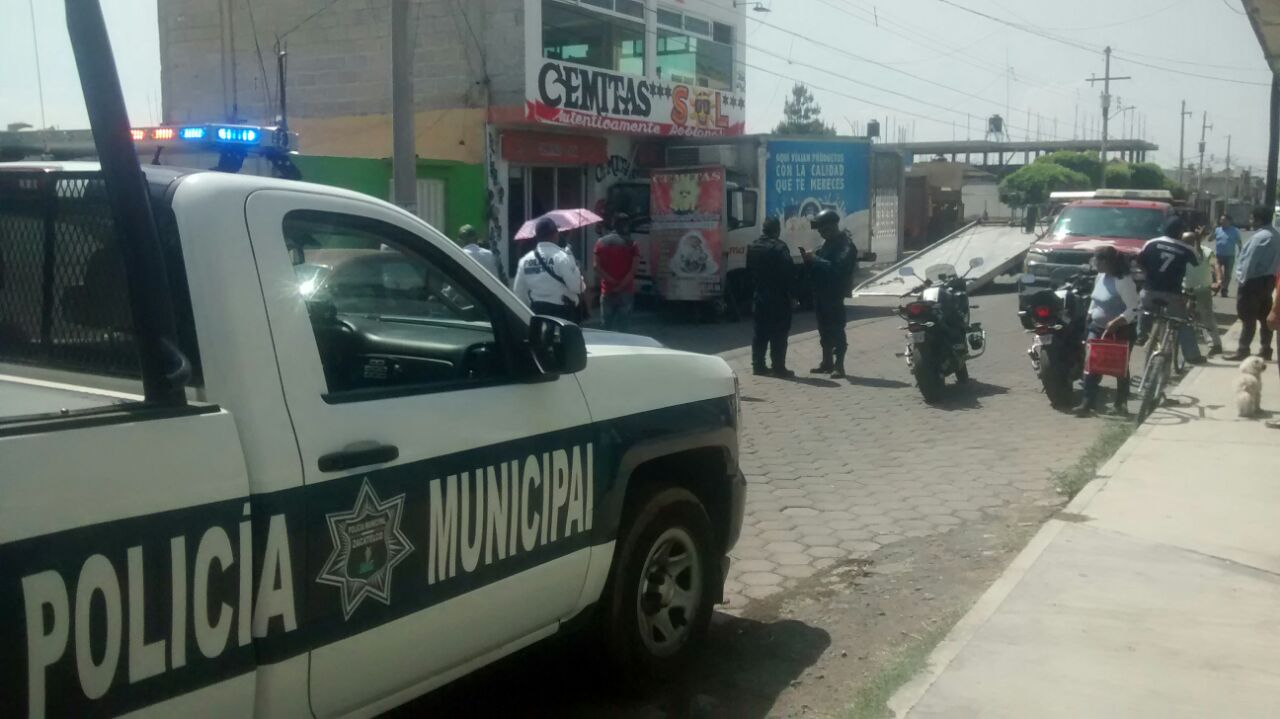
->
[1018, 270, 1095, 408]
[896, 257, 987, 403]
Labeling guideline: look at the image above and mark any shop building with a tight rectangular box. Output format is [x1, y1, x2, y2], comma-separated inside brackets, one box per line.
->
[158, 0, 746, 272]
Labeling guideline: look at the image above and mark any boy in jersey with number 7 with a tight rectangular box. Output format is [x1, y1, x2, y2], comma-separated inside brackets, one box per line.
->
[1136, 216, 1205, 365]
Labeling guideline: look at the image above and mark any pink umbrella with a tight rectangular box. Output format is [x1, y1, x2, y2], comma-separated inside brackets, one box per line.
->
[514, 209, 603, 240]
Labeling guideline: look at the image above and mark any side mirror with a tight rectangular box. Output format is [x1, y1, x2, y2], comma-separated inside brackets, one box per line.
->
[969, 256, 985, 269]
[528, 315, 587, 375]
[898, 266, 918, 278]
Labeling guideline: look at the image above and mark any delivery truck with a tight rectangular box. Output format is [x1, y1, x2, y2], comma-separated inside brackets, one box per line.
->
[604, 136, 874, 316]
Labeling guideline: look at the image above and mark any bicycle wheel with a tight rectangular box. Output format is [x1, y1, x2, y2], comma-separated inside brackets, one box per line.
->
[1136, 354, 1169, 425]
[1173, 324, 1187, 374]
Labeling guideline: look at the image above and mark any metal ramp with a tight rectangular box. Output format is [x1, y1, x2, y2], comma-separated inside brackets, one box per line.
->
[853, 222, 1038, 296]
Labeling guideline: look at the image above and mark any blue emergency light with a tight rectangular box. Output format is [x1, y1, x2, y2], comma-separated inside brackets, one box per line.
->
[213, 126, 261, 145]
[179, 126, 206, 140]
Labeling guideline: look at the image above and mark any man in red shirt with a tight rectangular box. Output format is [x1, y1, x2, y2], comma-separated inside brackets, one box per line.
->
[594, 213, 640, 332]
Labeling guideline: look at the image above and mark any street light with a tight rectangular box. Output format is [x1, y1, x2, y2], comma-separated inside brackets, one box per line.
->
[733, 1, 771, 11]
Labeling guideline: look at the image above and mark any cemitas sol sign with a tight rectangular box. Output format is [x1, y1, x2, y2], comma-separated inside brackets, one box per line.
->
[526, 59, 745, 138]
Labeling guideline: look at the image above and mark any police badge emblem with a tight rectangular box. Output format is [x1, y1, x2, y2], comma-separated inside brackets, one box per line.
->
[317, 478, 414, 619]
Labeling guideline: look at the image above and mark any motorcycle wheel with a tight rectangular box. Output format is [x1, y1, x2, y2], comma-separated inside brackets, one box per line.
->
[911, 345, 946, 403]
[1038, 352, 1074, 408]
[955, 361, 970, 384]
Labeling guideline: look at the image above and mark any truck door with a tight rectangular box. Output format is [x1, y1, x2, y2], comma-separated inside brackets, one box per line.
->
[243, 190, 594, 717]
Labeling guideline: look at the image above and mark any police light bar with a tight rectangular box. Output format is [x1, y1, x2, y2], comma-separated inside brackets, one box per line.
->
[213, 126, 262, 145]
[179, 126, 206, 140]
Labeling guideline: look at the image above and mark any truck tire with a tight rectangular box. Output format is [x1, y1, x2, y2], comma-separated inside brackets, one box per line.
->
[600, 485, 717, 684]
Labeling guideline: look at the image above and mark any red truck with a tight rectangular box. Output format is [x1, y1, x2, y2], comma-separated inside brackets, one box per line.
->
[1020, 190, 1175, 292]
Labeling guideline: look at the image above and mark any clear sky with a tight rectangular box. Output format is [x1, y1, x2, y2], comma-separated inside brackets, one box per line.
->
[1, 0, 1272, 174]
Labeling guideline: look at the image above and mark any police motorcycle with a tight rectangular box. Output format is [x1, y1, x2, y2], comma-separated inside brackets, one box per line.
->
[896, 257, 987, 403]
[1018, 269, 1096, 408]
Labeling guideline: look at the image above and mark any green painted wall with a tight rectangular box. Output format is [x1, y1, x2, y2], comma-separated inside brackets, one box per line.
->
[291, 155, 485, 245]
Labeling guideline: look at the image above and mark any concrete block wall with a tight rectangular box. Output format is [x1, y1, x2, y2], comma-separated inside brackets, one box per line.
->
[159, 0, 526, 126]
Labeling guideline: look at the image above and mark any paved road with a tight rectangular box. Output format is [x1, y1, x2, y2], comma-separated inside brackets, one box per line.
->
[630, 281, 1107, 609]
[403, 281, 1114, 715]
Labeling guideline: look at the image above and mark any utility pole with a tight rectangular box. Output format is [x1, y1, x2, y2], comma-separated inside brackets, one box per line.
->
[391, 0, 416, 215]
[1226, 134, 1232, 172]
[1178, 101, 1191, 186]
[1197, 111, 1213, 194]
[1086, 46, 1131, 188]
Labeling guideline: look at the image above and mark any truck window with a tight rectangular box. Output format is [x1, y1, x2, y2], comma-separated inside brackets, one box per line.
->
[0, 171, 202, 389]
[282, 210, 508, 396]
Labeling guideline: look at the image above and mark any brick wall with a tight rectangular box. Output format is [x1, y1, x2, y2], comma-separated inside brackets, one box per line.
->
[159, 0, 526, 126]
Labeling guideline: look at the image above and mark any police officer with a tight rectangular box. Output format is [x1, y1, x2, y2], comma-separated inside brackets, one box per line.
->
[800, 209, 857, 378]
[746, 216, 795, 377]
[512, 216, 586, 322]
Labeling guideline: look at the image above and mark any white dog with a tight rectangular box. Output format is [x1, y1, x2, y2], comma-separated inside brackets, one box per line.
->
[1235, 357, 1266, 417]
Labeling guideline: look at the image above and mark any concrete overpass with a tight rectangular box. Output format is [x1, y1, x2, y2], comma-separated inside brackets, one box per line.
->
[879, 138, 1159, 169]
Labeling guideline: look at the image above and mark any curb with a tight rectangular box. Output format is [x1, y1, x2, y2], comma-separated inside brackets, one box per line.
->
[887, 344, 1213, 716]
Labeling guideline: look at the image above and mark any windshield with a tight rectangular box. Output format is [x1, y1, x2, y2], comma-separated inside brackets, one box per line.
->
[1051, 206, 1167, 240]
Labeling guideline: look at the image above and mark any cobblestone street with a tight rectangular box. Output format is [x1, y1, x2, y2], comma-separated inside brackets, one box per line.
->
[406, 281, 1117, 717]
[634, 282, 1111, 610]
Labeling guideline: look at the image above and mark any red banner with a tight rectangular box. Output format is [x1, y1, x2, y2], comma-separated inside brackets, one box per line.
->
[650, 166, 725, 301]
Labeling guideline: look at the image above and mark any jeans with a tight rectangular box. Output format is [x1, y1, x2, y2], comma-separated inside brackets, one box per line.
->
[1138, 290, 1203, 362]
[1236, 275, 1275, 357]
[1083, 324, 1134, 407]
[1191, 286, 1221, 350]
[1216, 254, 1235, 295]
[600, 292, 634, 332]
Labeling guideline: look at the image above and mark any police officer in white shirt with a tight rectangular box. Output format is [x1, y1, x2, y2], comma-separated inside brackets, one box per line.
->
[459, 224, 505, 283]
[512, 216, 586, 322]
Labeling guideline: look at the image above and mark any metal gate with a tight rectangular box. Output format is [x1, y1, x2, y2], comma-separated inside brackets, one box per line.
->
[870, 149, 904, 263]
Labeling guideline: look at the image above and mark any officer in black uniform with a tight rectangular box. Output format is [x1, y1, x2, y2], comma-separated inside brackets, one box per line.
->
[746, 216, 795, 377]
[800, 209, 857, 378]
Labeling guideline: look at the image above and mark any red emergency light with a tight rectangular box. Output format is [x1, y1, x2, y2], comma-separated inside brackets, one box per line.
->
[129, 129, 145, 141]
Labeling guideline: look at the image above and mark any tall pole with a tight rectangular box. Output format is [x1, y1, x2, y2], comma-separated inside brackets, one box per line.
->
[1226, 134, 1232, 173]
[391, 0, 416, 215]
[27, 0, 50, 154]
[1086, 47, 1129, 188]
[1178, 100, 1191, 187]
[1197, 111, 1212, 194]
[1268, 75, 1280, 215]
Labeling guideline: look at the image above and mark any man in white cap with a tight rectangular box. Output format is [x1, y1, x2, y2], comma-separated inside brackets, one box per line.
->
[459, 224, 504, 283]
[512, 216, 585, 322]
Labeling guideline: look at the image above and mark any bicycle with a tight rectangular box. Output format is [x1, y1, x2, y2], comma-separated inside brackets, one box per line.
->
[1136, 298, 1191, 424]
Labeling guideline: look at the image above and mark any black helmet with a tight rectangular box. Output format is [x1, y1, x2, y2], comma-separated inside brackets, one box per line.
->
[762, 216, 781, 237]
[810, 209, 841, 230]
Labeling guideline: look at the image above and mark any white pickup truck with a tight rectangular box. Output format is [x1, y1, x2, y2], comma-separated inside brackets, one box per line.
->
[0, 163, 745, 717]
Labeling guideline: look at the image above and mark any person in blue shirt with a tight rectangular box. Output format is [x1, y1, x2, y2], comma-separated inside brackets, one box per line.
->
[1075, 247, 1140, 417]
[1213, 215, 1242, 297]
[1137, 216, 1205, 365]
[1226, 206, 1280, 361]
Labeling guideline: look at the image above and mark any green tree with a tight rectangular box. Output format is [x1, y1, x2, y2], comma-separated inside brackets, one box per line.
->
[1130, 162, 1167, 190]
[774, 83, 836, 136]
[999, 163, 1092, 207]
[1104, 163, 1133, 189]
[1035, 151, 1102, 186]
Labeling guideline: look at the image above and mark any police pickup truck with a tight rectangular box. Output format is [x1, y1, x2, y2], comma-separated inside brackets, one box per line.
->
[0, 161, 745, 717]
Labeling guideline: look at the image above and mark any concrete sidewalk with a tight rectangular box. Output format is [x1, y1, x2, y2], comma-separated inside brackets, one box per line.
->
[890, 330, 1280, 718]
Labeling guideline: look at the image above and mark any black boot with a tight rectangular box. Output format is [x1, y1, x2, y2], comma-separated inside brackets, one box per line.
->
[811, 349, 833, 374]
[830, 350, 847, 378]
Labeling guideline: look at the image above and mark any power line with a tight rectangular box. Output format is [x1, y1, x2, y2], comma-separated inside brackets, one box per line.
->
[934, 0, 1270, 86]
[278, 0, 347, 41]
[243, 0, 275, 112]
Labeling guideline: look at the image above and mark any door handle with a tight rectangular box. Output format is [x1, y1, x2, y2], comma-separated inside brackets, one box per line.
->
[318, 443, 400, 473]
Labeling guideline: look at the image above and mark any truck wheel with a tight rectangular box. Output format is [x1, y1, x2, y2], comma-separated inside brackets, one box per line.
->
[601, 485, 717, 684]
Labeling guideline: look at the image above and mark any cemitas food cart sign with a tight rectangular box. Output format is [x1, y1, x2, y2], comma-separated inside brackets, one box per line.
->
[527, 59, 745, 137]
